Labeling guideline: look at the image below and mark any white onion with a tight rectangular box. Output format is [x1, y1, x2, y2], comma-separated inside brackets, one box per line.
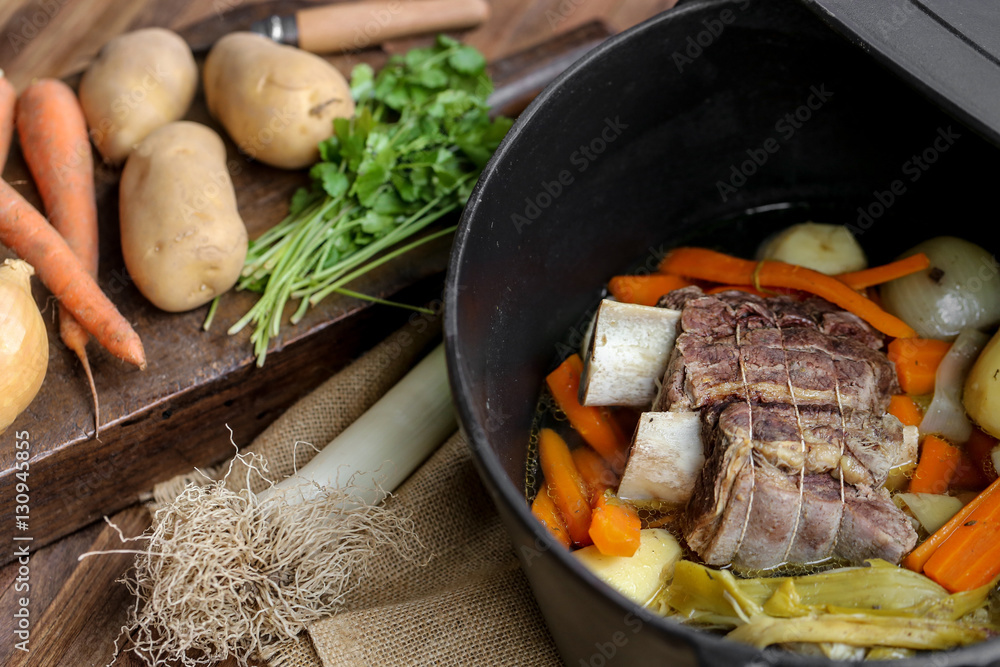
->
[880, 237, 1000, 341]
[919, 328, 989, 444]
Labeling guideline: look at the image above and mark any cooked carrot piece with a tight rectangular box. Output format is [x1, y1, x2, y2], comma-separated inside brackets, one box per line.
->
[531, 487, 571, 548]
[887, 338, 952, 395]
[835, 253, 930, 290]
[910, 435, 962, 495]
[888, 394, 923, 427]
[572, 446, 615, 501]
[538, 428, 592, 547]
[659, 247, 917, 338]
[608, 274, 691, 306]
[546, 355, 628, 472]
[921, 476, 1000, 592]
[589, 491, 641, 557]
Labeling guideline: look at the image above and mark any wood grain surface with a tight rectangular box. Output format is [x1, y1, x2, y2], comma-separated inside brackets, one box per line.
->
[0, 0, 673, 665]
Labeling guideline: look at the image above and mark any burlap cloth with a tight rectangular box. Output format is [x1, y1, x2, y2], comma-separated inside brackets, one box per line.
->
[152, 318, 563, 667]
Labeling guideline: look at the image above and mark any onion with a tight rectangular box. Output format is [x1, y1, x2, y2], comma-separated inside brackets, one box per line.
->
[880, 237, 1000, 341]
[919, 328, 989, 444]
[0, 259, 48, 433]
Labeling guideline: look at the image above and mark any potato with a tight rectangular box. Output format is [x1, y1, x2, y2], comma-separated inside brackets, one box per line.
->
[572, 529, 682, 606]
[79, 28, 197, 164]
[757, 222, 867, 274]
[203, 32, 355, 170]
[964, 328, 1000, 439]
[119, 122, 247, 312]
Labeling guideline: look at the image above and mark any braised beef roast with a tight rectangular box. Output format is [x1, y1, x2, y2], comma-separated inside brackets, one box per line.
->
[655, 287, 917, 571]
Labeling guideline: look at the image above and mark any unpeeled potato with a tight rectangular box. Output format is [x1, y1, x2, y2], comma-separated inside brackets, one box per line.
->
[79, 28, 197, 164]
[203, 32, 355, 170]
[119, 122, 247, 312]
[964, 328, 1000, 439]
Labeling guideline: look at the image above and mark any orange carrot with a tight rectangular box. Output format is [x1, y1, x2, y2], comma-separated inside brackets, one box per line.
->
[0, 71, 15, 172]
[835, 253, 930, 290]
[17, 79, 102, 431]
[547, 355, 628, 472]
[659, 247, 917, 339]
[910, 434, 962, 495]
[531, 487, 571, 548]
[572, 446, 616, 501]
[888, 394, 923, 427]
[538, 428, 592, 547]
[887, 338, 951, 395]
[608, 274, 691, 306]
[589, 491, 641, 557]
[921, 476, 1000, 592]
[0, 179, 146, 369]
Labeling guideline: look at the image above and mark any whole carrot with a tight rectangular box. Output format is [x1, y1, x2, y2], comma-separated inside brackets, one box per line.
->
[0, 70, 16, 171]
[0, 178, 145, 369]
[17, 79, 102, 430]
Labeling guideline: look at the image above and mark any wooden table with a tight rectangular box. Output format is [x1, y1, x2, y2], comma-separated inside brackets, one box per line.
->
[0, 1, 672, 665]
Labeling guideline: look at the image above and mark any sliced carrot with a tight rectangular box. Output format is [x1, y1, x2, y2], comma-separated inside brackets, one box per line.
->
[910, 434, 962, 495]
[546, 355, 628, 472]
[0, 72, 15, 172]
[966, 427, 999, 483]
[589, 491, 641, 557]
[887, 395, 923, 427]
[659, 247, 917, 339]
[887, 338, 952, 395]
[922, 476, 1000, 592]
[538, 428, 592, 547]
[835, 253, 930, 290]
[572, 446, 615, 501]
[608, 274, 691, 306]
[531, 487, 571, 549]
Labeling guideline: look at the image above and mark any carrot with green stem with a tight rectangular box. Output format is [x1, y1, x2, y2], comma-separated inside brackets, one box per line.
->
[0, 71, 16, 172]
[0, 179, 145, 369]
[16, 79, 102, 431]
[659, 247, 918, 339]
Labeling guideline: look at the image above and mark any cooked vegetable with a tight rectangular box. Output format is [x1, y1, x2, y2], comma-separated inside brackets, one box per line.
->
[572, 529, 681, 606]
[204, 32, 354, 170]
[904, 475, 1000, 589]
[537, 427, 592, 548]
[0, 260, 48, 433]
[880, 236, 1000, 340]
[229, 36, 511, 364]
[617, 411, 704, 505]
[756, 222, 867, 275]
[580, 299, 681, 407]
[887, 395, 923, 427]
[897, 492, 964, 534]
[835, 252, 930, 290]
[119, 122, 248, 312]
[0, 179, 145, 368]
[546, 355, 628, 472]
[887, 337, 951, 395]
[572, 446, 615, 498]
[964, 327, 1000, 440]
[607, 274, 691, 306]
[589, 491, 642, 557]
[0, 71, 15, 170]
[919, 329, 989, 444]
[531, 487, 571, 548]
[660, 247, 917, 338]
[17, 78, 101, 433]
[79, 28, 197, 164]
[910, 435, 962, 495]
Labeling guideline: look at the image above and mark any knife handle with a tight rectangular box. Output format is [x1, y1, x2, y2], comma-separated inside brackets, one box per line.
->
[296, 0, 490, 54]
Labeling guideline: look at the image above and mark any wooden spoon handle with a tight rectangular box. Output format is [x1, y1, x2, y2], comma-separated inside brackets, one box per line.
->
[296, 0, 490, 54]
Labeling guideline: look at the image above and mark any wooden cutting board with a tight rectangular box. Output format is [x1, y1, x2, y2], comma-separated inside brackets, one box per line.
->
[0, 15, 612, 564]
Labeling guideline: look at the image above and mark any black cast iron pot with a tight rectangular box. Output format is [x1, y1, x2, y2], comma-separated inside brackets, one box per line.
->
[444, 0, 1000, 665]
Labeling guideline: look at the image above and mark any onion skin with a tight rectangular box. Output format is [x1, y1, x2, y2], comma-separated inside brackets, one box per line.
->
[880, 237, 1000, 341]
[0, 260, 49, 433]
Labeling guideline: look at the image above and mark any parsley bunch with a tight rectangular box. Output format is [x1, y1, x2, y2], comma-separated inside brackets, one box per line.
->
[227, 36, 512, 365]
